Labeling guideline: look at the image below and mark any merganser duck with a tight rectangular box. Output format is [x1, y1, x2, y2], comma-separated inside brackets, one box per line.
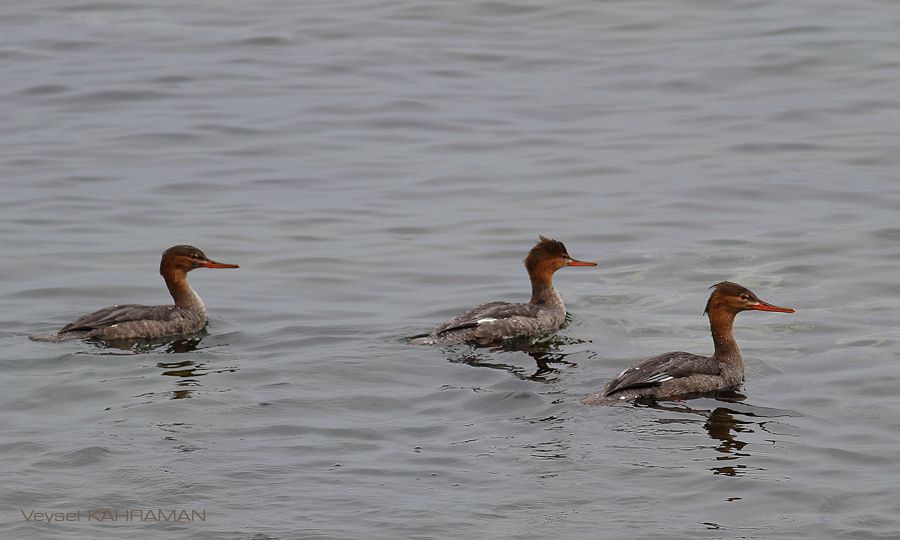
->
[31, 245, 238, 342]
[582, 281, 794, 404]
[413, 236, 596, 346]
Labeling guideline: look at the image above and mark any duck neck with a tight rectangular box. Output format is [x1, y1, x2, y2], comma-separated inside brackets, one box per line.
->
[164, 271, 206, 313]
[529, 267, 559, 306]
[709, 309, 741, 365]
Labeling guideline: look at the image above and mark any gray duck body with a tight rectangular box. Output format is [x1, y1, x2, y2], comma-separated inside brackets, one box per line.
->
[583, 281, 793, 405]
[582, 350, 744, 404]
[416, 288, 567, 346]
[57, 303, 208, 341]
[31, 245, 237, 343]
[413, 236, 596, 346]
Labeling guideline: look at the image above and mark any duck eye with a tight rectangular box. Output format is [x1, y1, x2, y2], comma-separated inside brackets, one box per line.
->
[740, 294, 749, 301]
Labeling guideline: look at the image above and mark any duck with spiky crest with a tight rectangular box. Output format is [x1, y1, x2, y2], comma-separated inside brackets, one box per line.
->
[413, 236, 597, 346]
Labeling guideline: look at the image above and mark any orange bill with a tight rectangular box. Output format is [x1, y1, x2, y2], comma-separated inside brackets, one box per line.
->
[199, 259, 240, 269]
[566, 258, 597, 267]
[749, 299, 794, 313]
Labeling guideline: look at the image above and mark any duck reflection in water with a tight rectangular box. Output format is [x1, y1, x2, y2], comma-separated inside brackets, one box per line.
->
[158, 357, 203, 400]
[86, 333, 206, 354]
[642, 394, 790, 477]
[444, 333, 588, 382]
[86, 335, 237, 399]
[705, 407, 753, 477]
[155, 337, 238, 399]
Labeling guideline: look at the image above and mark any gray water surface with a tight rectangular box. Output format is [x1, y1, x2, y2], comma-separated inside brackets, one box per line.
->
[2, 1, 900, 538]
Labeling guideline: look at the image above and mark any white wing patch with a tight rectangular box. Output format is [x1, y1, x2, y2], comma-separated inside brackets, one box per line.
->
[644, 373, 675, 383]
[617, 366, 638, 378]
[477, 318, 498, 324]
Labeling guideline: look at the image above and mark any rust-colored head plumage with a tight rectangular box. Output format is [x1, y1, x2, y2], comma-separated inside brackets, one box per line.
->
[704, 281, 794, 316]
[524, 235, 569, 273]
[160, 245, 239, 275]
[524, 235, 568, 266]
[523, 235, 597, 276]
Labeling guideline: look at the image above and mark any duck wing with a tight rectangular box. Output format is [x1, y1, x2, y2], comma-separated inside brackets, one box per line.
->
[602, 352, 721, 396]
[433, 301, 543, 337]
[59, 304, 178, 333]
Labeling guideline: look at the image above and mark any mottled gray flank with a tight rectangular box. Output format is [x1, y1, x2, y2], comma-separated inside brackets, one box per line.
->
[57, 303, 206, 340]
[582, 351, 742, 404]
[415, 289, 566, 345]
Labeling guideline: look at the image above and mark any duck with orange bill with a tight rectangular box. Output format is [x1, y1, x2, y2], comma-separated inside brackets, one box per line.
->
[583, 281, 794, 404]
[32, 245, 239, 342]
[413, 236, 597, 346]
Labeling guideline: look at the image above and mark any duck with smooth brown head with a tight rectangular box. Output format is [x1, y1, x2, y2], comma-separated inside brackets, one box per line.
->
[583, 281, 794, 404]
[413, 236, 597, 346]
[31, 245, 239, 343]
